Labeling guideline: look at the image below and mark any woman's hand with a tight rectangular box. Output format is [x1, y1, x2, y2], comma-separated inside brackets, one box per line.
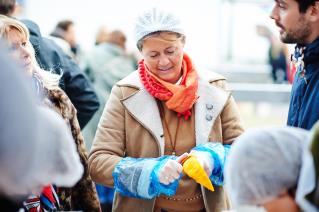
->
[159, 153, 189, 185]
[189, 150, 214, 176]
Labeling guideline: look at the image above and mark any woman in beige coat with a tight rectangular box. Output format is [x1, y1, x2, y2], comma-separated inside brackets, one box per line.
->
[89, 8, 244, 212]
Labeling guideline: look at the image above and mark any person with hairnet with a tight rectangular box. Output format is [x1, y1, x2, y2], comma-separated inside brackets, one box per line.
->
[225, 127, 318, 212]
[89, 8, 244, 212]
[296, 121, 319, 210]
[0, 44, 83, 211]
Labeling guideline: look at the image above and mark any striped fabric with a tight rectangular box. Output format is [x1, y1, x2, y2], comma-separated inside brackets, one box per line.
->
[24, 185, 59, 212]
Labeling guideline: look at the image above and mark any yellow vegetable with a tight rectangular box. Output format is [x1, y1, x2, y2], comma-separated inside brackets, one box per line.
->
[182, 155, 214, 192]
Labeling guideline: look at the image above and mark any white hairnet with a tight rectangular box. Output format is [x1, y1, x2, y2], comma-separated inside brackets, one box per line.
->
[0, 48, 83, 197]
[0, 107, 84, 196]
[134, 7, 185, 43]
[296, 122, 319, 212]
[225, 127, 310, 206]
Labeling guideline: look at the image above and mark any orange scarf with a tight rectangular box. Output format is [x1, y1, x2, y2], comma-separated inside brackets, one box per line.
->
[139, 53, 198, 120]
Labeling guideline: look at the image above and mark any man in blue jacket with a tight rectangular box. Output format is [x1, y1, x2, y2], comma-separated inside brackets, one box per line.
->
[270, 0, 319, 130]
[0, 0, 100, 129]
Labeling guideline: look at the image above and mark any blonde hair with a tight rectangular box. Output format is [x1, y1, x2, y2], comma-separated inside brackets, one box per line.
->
[0, 15, 61, 90]
[136, 31, 185, 51]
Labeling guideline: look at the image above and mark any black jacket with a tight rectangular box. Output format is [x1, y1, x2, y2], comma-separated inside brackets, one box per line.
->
[22, 19, 100, 129]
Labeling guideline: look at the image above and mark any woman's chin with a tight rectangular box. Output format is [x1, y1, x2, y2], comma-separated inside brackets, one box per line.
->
[156, 70, 181, 83]
[160, 75, 180, 84]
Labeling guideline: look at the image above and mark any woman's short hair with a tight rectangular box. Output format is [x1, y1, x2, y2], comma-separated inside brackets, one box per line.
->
[0, 15, 61, 90]
[136, 31, 185, 51]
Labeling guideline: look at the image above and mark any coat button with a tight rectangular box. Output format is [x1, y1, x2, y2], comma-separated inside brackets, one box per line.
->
[206, 103, 213, 110]
[206, 114, 212, 121]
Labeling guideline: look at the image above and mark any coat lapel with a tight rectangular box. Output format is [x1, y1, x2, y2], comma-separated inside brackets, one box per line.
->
[118, 71, 231, 153]
[118, 72, 165, 155]
[195, 79, 230, 146]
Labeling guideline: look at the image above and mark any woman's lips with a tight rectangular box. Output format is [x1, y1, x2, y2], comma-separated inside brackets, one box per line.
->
[158, 67, 173, 72]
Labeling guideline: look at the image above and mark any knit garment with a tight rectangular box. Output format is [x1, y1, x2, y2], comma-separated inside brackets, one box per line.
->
[139, 53, 198, 120]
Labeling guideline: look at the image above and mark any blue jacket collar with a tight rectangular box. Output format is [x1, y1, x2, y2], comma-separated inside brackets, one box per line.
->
[295, 37, 319, 65]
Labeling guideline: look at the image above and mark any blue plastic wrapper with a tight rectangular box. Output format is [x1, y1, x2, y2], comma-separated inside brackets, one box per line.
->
[193, 143, 231, 186]
[112, 156, 181, 199]
[96, 184, 114, 204]
[150, 156, 181, 197]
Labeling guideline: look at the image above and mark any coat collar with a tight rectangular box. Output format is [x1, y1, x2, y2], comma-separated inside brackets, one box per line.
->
[117, 71, 230, 155]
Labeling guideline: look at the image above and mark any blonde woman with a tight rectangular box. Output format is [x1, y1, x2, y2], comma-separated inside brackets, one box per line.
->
[0, 15, 100, 212]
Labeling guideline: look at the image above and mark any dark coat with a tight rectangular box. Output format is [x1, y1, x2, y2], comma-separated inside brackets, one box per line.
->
[44, 88, 101, 211]
[287, 37, 319, 130]
[22, 19, 100, 129]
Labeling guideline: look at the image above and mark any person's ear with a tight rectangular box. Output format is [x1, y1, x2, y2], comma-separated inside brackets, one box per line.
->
[307, 2, 319, 22]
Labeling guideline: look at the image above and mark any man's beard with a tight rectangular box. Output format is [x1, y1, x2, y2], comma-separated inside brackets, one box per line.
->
[280, 17, 311, 44]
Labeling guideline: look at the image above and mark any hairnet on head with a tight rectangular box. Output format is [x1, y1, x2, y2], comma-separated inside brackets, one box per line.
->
[225, 127, 309, 206]
[0, 106, 83, 196]
[296, 121, 319, 212]
[134, 7, 185, 44]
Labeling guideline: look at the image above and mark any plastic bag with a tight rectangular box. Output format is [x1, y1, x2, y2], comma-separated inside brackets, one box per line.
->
[113, 156, 181, 199]
[192, 143, 230, 186]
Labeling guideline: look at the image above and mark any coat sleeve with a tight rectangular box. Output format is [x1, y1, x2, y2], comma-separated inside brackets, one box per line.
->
[221, 95, 244, 144]
[88, 85, 126, 186]
[212, 79, 244, 144]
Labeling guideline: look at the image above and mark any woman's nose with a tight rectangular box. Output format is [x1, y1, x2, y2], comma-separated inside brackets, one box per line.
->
[158, 55, 170, 66]
[19, 46, 29, 58]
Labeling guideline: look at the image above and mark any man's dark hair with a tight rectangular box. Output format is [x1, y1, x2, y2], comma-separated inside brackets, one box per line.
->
[0, 0, 15, 16]
[296, 0, 318, 13]
[56, 20, 73, 32]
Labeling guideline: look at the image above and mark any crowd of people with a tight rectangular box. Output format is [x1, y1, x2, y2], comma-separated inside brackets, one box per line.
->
[0, 0, 319, 211]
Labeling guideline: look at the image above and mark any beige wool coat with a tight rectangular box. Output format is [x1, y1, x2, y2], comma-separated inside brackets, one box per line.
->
[89, 70, 244, 212]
